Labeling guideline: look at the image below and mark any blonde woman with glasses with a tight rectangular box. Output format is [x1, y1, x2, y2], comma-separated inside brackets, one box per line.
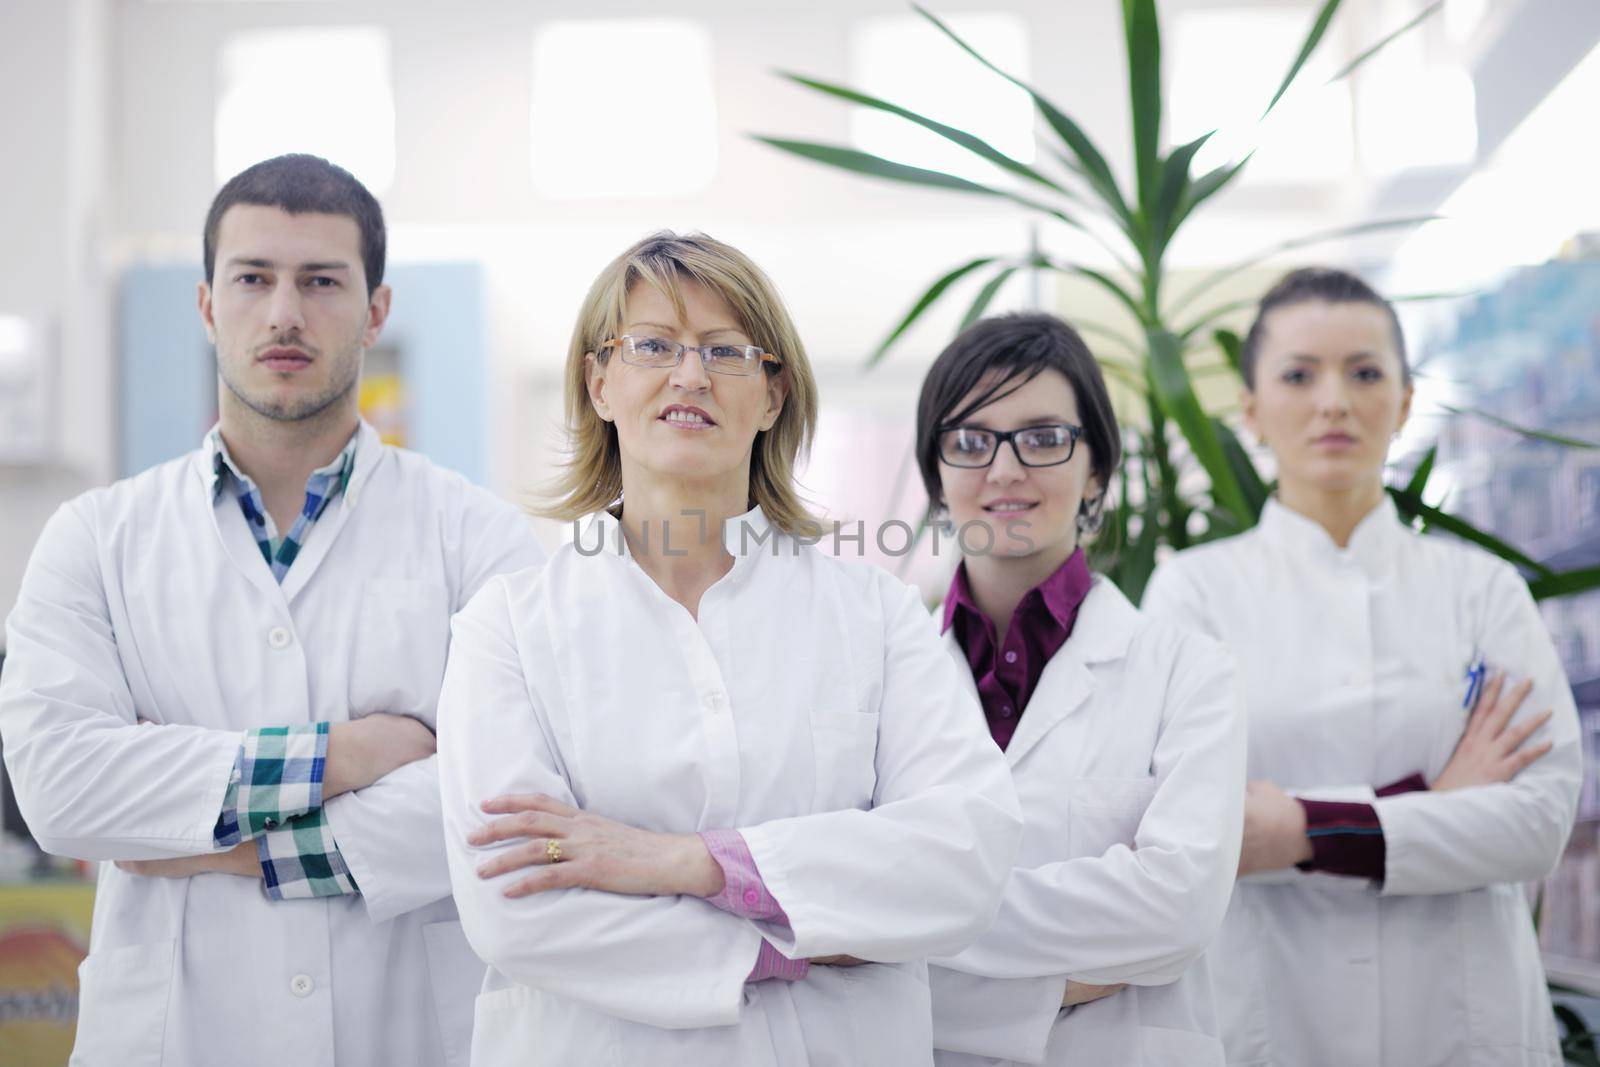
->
[436, 232, 1022, 1066]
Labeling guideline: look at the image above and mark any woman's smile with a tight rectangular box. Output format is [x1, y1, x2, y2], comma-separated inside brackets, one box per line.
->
[659, 403, 717, 430]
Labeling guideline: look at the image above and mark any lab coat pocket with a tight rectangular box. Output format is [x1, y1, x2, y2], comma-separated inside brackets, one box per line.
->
[809, 709, 881, 812]
[349, 578, 451, 718]
[1138, 1024, 1226, 1066]
[1067, 776, 1157, 857]
[70, 938, 175, 1067]
[471, 984, 621, 1067]
[1462, 884, 1559, 1053]
[423, 920, 485, 1067]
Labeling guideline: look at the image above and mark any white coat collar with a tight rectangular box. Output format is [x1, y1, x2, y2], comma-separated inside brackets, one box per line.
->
[1257, 493, 1404, 579]
[192, 419, 387, 510]
[189, 420, 388, 603]
[944, 575, 1141, 768]
[575, 504, 774, 583]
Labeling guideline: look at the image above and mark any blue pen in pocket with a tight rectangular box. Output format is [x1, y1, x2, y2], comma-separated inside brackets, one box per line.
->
[1462, 656, 1488, 710]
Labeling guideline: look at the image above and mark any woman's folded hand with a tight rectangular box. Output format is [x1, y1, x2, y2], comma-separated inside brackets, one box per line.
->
[1063, 981, 1126, 1007]
[468, 792, 724, 899]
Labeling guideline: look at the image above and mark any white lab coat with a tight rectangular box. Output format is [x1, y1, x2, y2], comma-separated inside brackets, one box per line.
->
[1143, 496, 1581, 1067]
[436, 507, 1023, 1067]
[928, 576, 1245, 1067]
[0, 421, 545, 1067]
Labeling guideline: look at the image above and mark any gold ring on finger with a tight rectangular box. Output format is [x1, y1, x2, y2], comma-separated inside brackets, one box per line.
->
[546, 839, 563, 864]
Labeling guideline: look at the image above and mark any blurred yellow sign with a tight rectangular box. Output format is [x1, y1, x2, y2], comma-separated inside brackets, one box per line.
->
[0, 883, 93, 1067]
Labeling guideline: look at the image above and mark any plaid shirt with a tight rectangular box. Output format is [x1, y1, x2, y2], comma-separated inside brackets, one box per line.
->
[209, 428, 360, 899]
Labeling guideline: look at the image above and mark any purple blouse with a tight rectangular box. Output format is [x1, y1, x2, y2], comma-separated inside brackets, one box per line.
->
[942, 549, 1094, 749]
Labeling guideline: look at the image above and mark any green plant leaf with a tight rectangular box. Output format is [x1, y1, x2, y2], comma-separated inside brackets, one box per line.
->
[1170, 214, 1441, 316]
[777, 71, 1076, 197]
[1390, 484, 1418, 524]
[1328, 0, 1445, 83]
[1176, 298, 1255, 341]
[1551, 1000, 1600, 1064]
[1386, 486, 1555, 579]
[1404, 445, 1437, 497]
[1076, 320, 1143, 358]
[1153, 132, 1213, 249]
[1118, 494, 1165, 605]
[1122, 0, 1164, 222]
[913, 4, 1135, 233]
[1436, 403, 1600, 449]
[1194, 507, 1249, 544]
[1096, 357, 1151, 396]
[1046, 145, 1090, 183]
[1147, 328, 1252, 522]
[960, 265, 1020, 328]
[1030, 254, 1150, 327]
[751, 136, 1087, 229]
[1213, 418, 1269, 519]
[868, 256, 1000, 366]
[1169, 154, 1253, 235]
[1264, 0, 1342, 118]
[1212, 328, 1243, 375]
[1529, 567, 1600, 601]
[1391, 287, 1482, 303]
[1189, 362, 1242, 382]
[1100, 465, 1164, 604]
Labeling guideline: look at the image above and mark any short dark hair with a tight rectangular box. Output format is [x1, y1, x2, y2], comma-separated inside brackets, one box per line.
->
[203, 154, 386, 295]
[1240, 267, 1408, 388]
[915, 312, 1122, 514]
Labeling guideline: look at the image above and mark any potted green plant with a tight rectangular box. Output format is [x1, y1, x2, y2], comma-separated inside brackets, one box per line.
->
[756, 0, 1600, 604]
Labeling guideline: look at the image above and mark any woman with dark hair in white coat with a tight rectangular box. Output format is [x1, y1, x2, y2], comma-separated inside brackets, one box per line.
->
[1144, 267, 1580, 1067]
[918, 312, 1246, 1067]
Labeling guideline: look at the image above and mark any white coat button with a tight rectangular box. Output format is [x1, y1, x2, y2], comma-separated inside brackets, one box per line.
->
[702, 692, 726, 713]
[268, 627, 293, 650]
[290, 973, 314, 997]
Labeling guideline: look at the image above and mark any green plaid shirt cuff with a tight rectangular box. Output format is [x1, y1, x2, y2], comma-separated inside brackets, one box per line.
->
[257, 807, 360, 899]
[213, 723, 329, 845]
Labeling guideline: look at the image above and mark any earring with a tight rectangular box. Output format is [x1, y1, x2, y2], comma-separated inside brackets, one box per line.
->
[1076, 497, 1105, 536]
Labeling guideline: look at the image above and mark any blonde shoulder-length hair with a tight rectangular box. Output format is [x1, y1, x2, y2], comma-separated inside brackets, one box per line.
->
[535, 231, 821, 535]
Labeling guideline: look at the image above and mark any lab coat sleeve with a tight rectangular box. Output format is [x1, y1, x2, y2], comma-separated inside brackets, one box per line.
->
[1140, 558, 1224, 642]
[738, 579, 1024, 963]
[0, 501, 245, 860]
[323, 490, 547, 923]
[1236, 782, 1378, 888]
[1146, 556, 1379, 889]
[934, 636, 1245, 985]
[437, 578, 764, 1029]
[452, 484, 549, 601]
[1376, 560, 1583, 897]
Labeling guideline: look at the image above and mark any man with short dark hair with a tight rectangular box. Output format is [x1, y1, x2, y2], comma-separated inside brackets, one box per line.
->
[0, 154, 544, 1066]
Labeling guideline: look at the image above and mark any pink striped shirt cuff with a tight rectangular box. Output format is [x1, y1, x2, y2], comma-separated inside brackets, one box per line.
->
[750, 938, 810, 982]
[699, 829, 809, 983]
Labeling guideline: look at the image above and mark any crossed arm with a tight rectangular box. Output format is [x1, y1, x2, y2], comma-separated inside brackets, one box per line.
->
[0, 503, 437, 891]
[115, 713, 436, 882]
[1237, 671, 1556, 878]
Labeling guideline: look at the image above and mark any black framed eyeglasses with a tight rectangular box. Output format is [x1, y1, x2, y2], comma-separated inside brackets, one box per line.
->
[937, 422, 1083, 468]
[599, 335, 782, 377]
